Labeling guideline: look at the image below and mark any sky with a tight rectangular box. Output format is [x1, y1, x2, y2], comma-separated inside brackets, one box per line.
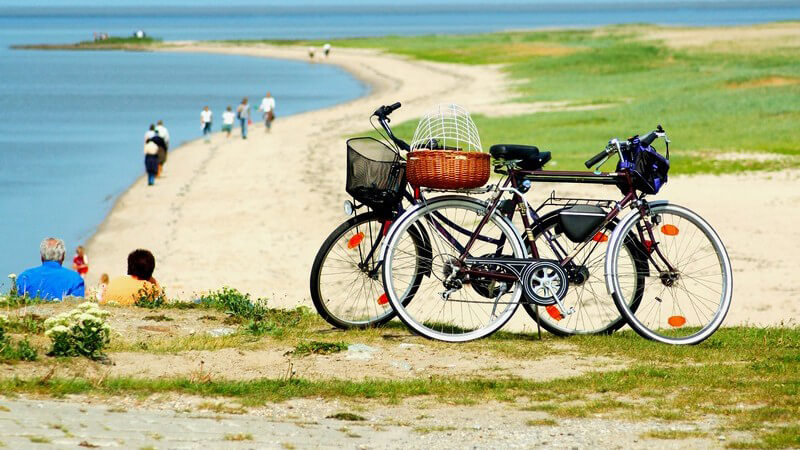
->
[3, 0, 789, 7]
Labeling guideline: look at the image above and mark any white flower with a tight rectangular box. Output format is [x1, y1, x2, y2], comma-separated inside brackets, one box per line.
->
[44, 325, 69, 336]
[7, 273, 16, 280]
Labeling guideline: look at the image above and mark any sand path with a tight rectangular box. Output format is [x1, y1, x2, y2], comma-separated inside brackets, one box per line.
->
[87, 43, 799, 326]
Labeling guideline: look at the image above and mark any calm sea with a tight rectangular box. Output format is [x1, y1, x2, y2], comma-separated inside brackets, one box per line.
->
[1, 1, 799, 288]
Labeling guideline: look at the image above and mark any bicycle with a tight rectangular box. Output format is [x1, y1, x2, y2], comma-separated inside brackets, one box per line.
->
[380, 126, 733, 344]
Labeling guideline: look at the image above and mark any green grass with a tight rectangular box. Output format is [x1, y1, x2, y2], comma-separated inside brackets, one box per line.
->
[327, 412, 367, 421]
[223, 433, 253, 441]
[293, 341, 349, 356]
[307, 25, 800, 174]
[1, 325, 796, 447]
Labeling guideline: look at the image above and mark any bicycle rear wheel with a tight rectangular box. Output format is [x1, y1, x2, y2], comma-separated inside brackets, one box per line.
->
[606, 203, 733, 345]
[522, 210, 646, 336]
[382, 196, 525, 342]
[310, 212, 423, 329]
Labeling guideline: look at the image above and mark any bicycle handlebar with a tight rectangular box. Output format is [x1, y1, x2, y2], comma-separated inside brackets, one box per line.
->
[373, 101, 411, 151]
[373, 102, 402, 118]
[584, 125, 665, 169]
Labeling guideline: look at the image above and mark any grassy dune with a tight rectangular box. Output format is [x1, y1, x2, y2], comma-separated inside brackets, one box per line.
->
[254, 24, 800, 174]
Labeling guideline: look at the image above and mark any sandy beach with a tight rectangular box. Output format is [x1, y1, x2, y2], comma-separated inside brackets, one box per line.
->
[87, 42, 799, 327]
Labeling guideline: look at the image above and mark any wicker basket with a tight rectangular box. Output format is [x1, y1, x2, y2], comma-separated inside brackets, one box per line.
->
[406, 150, 490, 189]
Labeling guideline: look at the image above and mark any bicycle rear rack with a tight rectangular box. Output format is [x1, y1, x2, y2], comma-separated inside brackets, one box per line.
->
[535, 190, 615, 212]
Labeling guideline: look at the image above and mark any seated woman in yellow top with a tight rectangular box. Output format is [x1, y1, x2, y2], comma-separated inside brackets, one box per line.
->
[101, 249, 161, 306]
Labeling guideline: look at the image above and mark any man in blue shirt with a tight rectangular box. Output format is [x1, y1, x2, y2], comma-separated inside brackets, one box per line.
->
[16, 238, 84, 301]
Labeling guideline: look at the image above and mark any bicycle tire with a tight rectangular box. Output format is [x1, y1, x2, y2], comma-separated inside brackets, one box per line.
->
[382, 196, 526, 342]
[310, 212, 424, 329]
[606, 202, 733, 345]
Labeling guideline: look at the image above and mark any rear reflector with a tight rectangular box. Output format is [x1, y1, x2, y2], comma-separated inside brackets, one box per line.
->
[592, 232, 608, 242]
[545, 305, 563, 321]
[668, 315, 686, 327]
[661, 224, 679, 236]
[377, 293, 389, 305]
[347, 232, 365, 249]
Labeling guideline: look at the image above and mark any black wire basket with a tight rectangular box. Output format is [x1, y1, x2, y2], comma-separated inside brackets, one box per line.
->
[346, 137, 406, 211]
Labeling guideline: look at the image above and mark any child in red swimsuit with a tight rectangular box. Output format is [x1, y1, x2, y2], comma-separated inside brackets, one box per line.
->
[72, 246, 89, 278]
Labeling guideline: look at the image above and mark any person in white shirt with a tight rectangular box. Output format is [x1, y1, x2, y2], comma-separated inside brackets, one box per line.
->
[323, 43, 331, 58]
[200, 106, 213, 142]
[221, 106, 235, 138]
[258, 92, 276, 132]
[155, 120, 170, 149]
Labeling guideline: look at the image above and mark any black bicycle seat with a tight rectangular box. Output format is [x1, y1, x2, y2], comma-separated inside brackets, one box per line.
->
[490, 144, 551, 170]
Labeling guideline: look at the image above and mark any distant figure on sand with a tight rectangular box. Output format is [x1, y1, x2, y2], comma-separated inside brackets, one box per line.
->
[201, 106, 213, 142]
[72, 245, 89, 278]
[323, 43, 331, 58]
[144, 137, 159, 186]
[155, 120, 170, 175]
[236, 98, 250, 139]
[94, 273, 109, 302]
[259, 92, 276, 132]
[16, 238, 85, 301]
[101, 249, 161, 306]
[222, 106, 235, 137]
[308, 46, 315, 60]
[144, 123, 156, 142]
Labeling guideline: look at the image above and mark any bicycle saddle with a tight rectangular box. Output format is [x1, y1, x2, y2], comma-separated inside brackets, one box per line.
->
[489, 144, 551, 170]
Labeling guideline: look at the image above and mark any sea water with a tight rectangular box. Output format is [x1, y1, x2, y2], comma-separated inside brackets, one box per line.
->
[1, 1, 799, 287]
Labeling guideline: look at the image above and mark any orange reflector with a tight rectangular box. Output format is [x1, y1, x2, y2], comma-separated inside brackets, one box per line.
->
[661, 224, 679, 236]
[668, 315, 686, 327]
[377, 293, 389, 305]
[592, 232, 608, 242]
[545, 305, 563, 321]
[347, 232, 365, 249]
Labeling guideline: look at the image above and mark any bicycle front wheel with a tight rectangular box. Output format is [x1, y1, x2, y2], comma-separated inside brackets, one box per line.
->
[382, 196, 526, 342]
[606, 203, 733, 345]
[310, 212, 423, 329]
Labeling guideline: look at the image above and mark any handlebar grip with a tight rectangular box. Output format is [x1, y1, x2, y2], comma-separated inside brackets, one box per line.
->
[387, 102, 401, 113]
[585, 149, 609, 168]
[639, 131, 658, 147]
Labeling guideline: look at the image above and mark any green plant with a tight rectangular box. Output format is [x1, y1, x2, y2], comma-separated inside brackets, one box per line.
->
[44, 302, 110, 359]
[199, 287, 267, 320]
[135, 284, 166, 309]
[293, 341, 348, 356]
[0, 315, 38, 362]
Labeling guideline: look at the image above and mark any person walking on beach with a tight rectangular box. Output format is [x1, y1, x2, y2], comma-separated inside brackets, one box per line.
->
[308, 46, 315, 61]
[258, 92, 276, 132]
[144, 137, 159, 186]
[155, 120, 170, 175]
[236, 98, 250, 139]
[16, 238, 85, 301]
[144, 124, 156, 143]
[71, 245, 89, 278]
[222, 106, 235, 138]
[201, 106, 213, 142]
[323, 43, 331, 58]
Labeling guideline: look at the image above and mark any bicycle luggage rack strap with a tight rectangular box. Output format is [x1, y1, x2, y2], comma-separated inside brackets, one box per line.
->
[535, 191, 615, 212]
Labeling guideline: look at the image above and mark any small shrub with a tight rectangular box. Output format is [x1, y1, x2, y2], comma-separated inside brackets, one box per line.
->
[0, 315, 38, 361]
[199, 287, 267, 320]
[135, 284, 166, 309]
[293, 341, 348, 357]
[44, 302, 110, 360]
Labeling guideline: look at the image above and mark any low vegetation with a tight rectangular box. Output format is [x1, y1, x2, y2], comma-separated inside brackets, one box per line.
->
[43, 302, 110, 360]
[245, 24, 800, 175]
[293, 340, 348, 356]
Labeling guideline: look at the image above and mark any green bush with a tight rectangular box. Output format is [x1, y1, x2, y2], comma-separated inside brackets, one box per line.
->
[44, 302, 111, 360]
[0, 315, 38, 362]
[199, 287, 268, 320]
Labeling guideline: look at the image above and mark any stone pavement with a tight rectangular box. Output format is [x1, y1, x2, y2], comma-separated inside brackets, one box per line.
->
[0, 396, 730, 449]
